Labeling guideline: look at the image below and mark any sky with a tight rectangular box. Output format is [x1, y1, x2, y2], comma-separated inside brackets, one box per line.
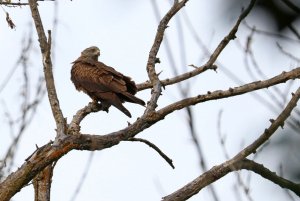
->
[1, 0, 300, 201]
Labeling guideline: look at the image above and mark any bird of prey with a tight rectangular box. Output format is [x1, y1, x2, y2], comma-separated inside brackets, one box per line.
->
[71, 46, 145, 118]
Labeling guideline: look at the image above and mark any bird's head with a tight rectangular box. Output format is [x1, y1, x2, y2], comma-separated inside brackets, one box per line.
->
[81, 46, 100, 61]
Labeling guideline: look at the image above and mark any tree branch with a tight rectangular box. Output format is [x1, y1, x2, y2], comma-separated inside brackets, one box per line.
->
[144, 0, 189, 114]
[0, 2, 29, 6]
[162, 86, 300, 200]
[126, 137, 175, 169]
[239, 159, 300, 196]
[68, 102, 104, 135]
[28, 0, 65, 135]
[158, 68, 300, 117]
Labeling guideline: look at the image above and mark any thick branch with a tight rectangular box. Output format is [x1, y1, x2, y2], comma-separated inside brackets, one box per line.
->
[28, 0, 65, 134]
[162, 86, 300, 200]
[161, 159, 300, 201]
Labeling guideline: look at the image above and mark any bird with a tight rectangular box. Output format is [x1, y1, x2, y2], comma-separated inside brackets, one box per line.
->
[71, 46, 145, 118]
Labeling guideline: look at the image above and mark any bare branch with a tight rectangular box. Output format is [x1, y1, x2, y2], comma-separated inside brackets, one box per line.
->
[280, 0, 300, 13]
[137, 64, 217, 91]
[243, 21, 300, 42]
[0, 2, 29, 6]
[158, 68, 300, 117]
[144, 0, 188, 113]
[68, 102, 104, 134]
[162, 86, 300, 200]
[240, 159, 300, 196]
[276, 42, 300, 62]
[28, 0, 65, 135]
[126, 137, 175, 169]
[0, 36, 46, 179]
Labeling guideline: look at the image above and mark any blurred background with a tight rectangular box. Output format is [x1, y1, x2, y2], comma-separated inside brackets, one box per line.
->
[0, 0, 300, 200]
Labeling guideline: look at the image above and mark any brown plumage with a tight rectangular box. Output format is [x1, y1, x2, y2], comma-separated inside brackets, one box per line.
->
[71, 46, 145, 118]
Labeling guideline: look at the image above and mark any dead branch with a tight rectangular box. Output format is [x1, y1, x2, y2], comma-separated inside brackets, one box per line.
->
[162, 86, 300, 200]
[126, 137, 175, 169]
[240, 159, 300, 196]
[28, 0, 66, 135]
[158, 68, 300, 117]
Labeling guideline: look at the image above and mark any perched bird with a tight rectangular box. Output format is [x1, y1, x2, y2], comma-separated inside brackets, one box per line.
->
[71, 46, 145, 118]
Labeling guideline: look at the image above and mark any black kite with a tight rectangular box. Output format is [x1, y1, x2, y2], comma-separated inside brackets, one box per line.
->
[71, 46, 145, 118]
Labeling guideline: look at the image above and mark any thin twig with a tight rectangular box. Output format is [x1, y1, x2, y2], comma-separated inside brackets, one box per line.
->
[69, 152, 94, 201]
[280, 0, 300, 13]
[243, 21, 300, 43]
[0, 35, 46, 179]
[126, 137, 175, 169]
[276, 42, 300, 63]
[0, 2, 29, 6]
[216, 110, 254, 201]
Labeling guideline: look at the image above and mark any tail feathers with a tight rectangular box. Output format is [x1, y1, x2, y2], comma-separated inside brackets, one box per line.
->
[96, 92, 132, 118]
[121, 92, 145, 106]
[113, 102, 132, 118]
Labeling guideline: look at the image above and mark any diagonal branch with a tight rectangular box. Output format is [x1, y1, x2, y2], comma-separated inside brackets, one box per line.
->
[28, 0, 65, 134]
[162, 86, 300, 200]
[126, 137, 175, 169]
[239, 159, 300, 196]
